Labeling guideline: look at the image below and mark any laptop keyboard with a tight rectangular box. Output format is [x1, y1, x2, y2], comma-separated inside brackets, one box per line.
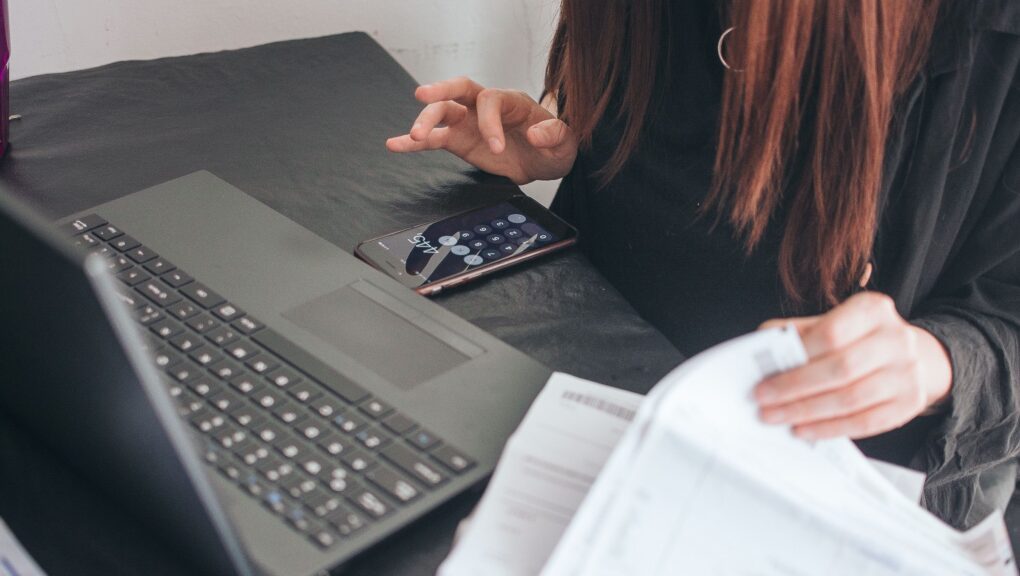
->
[61, 214, 477, 550]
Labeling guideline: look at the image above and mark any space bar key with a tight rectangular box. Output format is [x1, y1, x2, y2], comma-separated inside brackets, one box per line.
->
[251, 328, 371, 404]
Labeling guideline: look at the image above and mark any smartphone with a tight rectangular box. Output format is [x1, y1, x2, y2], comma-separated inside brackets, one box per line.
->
[355, 195, 578, 295]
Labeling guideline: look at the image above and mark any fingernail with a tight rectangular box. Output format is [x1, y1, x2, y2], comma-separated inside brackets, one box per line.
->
[412, 122, 422, 132]
[755, 385, 776, 403]
[489, 137, 503, 152]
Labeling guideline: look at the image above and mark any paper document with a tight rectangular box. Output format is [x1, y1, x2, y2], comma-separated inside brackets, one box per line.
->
[439, 373, 642, 576]
[441, 327, 1016, 576]
[0, 517, 46, 576]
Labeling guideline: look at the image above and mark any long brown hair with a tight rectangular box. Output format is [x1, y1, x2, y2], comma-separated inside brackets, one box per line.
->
[546, 0, 942, 306]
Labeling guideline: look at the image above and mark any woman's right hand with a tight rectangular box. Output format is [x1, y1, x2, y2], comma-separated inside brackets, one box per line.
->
[386, 77, 578, 185]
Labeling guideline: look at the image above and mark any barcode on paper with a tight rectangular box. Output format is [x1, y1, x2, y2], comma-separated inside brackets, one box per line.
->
[561, 391, 636, 422]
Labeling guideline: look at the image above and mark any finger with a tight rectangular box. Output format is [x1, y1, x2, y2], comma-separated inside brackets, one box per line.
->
[385, 127, 452, 153]
[759, 366, 904, 425]
[476, 89, 510, 153]
[791, 393, 919, 440]
[799, 292, 900, 358]
[758, 316, 819, 332]
[526, 118, 573, 152]
[415, 77, 485, 106]
[755, 326, 912, 406]
[410, 101, 468, 141]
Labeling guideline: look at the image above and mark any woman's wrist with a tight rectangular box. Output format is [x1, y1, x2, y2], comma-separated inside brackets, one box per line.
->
[912, 325, 953, 413]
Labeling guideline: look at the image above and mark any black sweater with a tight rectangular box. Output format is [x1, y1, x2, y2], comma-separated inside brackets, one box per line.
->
[552, 0, 1020, 529]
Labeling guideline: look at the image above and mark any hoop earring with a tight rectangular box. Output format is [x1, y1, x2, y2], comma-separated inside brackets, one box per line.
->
[717, 27, 744, 72]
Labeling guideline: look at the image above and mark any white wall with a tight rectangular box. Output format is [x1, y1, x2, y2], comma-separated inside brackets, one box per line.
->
[10, 0, 562, 203]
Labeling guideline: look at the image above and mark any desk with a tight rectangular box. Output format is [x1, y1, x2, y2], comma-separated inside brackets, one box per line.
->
[0, 33, 685, 575]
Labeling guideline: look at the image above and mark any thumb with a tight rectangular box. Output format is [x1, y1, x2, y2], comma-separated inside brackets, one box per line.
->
[526, 119, 574, 151]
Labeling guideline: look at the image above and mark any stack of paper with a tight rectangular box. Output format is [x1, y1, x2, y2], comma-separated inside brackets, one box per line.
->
[440, 327, 1016, 576]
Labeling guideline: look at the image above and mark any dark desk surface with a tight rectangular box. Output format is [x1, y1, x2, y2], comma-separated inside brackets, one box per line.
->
[0, 33, 685, 575]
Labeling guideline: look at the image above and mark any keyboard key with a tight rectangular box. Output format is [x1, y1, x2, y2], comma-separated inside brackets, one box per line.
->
[136, 280, 181, 307]
[280, 472, 317, 499]
[297, 421, 326, 441]
[116, 268, 150, 286]
[168, 301, 201, 321]
[319, 467, 355, 495]
[136, 304, 164, 326]
[206, 326, 239, 347]
[232, 316, 265, 335]
[407, 429, 441, 452]
[61, 214, 106, 235]
[244, 354, 277, 374]
[284, 504, 312, 533]
[209, 359, 243, 380]
[127, 245, 157, 263]
[332, 411, 368, 434]
[252, 329, 370, 404]
[381, 412, 417, 435]
[325, 507, 368, 537]
[348, 486, 392, 518]
[226, 399, 262, 428]
[365, 465, 421, 503]
[181, 282, 225, 309]
[115, 289, 145, 309]
[266, 367, 301, 389]
[186, 314, 220, 334]
[168, 363, 200, 383]
[381, 443, 447, 487]
[152, 347, 179, 370]
[340, 449, 374, 473]
[254, 453, 289, 482]
[169, 334, 202, 353]
[110, 235, 141, 252]
[287, 381, 321, 404]
[162, 269, 194, 288]
[358, 398, 394, 420]
[143, 258, 176, 275]
[150, 318, 184, 339]
[212, 303, 244, 322]
[316, 432, 350, 456]
[190, 347, 224, 367]
[187, 377, 215, 397]
[431, 444, 476, 474]
[93, 245, 116, 259]
[271, 432, 306, 461]
[229, 373, 264, 396]
[254, 388, 285, 410]
[72, 233, 100, 251]
[354, 427, 390, 450]
[225, 342, 258, 361]
[207, 389, 244, 413]
[271, 401, 307, 426]
[92, 224, 124, 241]
[309, 528, 337, 549]
[108, 255, 133, 273]
[311, 396, 344, 419]
[305, 490, 344, 521]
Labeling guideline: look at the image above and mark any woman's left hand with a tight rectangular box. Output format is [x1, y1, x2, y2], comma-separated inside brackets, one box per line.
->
[755, 292, 953, 440]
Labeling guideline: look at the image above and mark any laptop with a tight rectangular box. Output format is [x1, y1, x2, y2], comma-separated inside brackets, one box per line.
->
[0, 171, 550, 575]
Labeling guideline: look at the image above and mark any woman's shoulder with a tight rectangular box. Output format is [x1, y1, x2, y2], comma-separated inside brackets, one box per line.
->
[974, 0, 1020, 35]
[928, 0, 1020, 77]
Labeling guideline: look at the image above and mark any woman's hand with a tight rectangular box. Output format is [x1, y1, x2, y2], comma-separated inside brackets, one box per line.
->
[755, 292, 953, 440]
[386, 77, 578, 185]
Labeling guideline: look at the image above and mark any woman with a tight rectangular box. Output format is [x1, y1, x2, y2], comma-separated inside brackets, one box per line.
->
[387, 1, 1020, 530]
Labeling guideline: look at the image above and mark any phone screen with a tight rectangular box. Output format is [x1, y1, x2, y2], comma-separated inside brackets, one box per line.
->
[357, 196, 576, 290]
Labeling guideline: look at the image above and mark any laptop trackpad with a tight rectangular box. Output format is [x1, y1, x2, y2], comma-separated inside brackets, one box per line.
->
[282, 285, 469, 389]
